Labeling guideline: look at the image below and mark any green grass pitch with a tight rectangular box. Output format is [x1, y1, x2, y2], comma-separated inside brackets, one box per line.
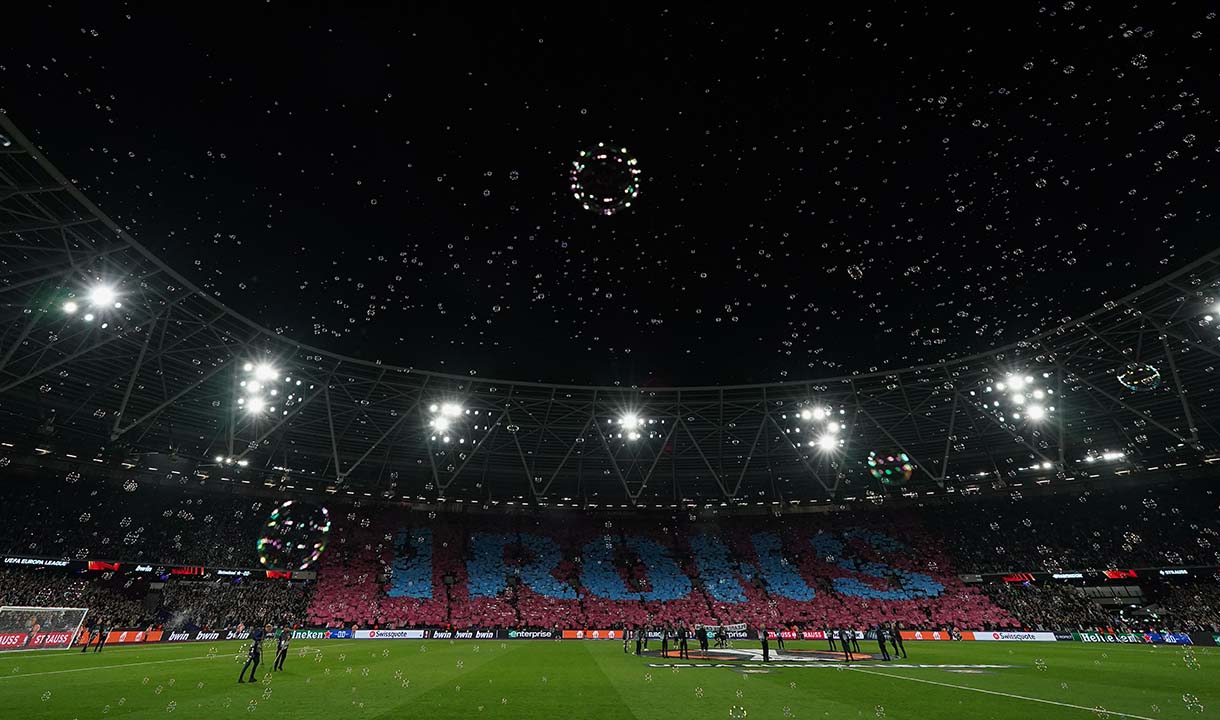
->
[0, 639, 1214, 719]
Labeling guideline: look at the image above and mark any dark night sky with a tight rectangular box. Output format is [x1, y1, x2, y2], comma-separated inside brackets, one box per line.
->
[2, 3, 1218, 385]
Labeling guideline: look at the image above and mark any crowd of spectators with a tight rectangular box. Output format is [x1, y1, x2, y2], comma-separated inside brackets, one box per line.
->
[1149, 580, 1220, 632]
[159, 578, 312, 630]
[0, 479, 268, 567]
[928, 483, 1220, 574]
[981, 582, 1115, 631]
[0, 568, 148, 627]
[1, 474, 1218, 634]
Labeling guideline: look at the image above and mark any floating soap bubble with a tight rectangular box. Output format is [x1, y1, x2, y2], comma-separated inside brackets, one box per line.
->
[570, 143, 641, 216]
[1118, 363, 1161, 392]
[867, 451, 915, 485]
[1183, 693, 1204, 713]
[257, 500, 330, 570]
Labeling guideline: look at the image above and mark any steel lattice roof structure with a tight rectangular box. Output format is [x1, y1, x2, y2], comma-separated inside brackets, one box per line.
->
[3, 112, 1220, 509]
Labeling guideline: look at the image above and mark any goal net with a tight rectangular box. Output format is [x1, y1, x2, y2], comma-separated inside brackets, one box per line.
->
[0, 606, 88, 652]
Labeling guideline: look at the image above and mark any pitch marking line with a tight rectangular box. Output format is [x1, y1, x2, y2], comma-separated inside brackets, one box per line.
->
[0, 654, 216, 679]
[847, 665, 1155, 720]
[0, 641, 364, 679]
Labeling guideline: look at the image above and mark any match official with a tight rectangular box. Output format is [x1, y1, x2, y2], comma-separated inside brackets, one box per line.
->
[238, 625, 271, 683]
[273, 627, 292, 671]
[876, 625, 891, 661]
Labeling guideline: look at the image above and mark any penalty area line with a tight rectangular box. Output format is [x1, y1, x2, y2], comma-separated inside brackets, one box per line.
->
[847, 666, 1155, 720]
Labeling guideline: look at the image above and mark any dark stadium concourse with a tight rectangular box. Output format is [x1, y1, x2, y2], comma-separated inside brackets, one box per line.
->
[2, 4, 1220, 719]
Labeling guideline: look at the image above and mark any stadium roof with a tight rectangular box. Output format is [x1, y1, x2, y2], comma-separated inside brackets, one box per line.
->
[3, 112, 1220, 508]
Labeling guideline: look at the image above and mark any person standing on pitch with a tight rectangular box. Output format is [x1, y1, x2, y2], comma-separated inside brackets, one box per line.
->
[850, 626, 861, 654]
[273, 627, 292, 671]
[840, 628, 853, 663]
[642, 623, 650, 651]
[634, 626, 643, 656]
[891, 622, 906, 658]
[826, 626, 837, 652]
[759, 626, 770, 662]
[79, 616, 98, 653]
[660, 623, 670, 658]
[238, 625, 270, 683]
[774, 626, 785, 652]
[697, 625, 708, 654]
[94, 618, 110, 653]
[623, 626, 631, 654]
[678, 622, 690, 659]
[876, 625, 891, 661]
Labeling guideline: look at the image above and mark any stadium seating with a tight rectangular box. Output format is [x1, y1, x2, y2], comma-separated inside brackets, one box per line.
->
[3, 477, 1219, 634]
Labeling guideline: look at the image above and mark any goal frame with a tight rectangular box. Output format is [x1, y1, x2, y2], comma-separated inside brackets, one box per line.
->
[0, 606, 89, 653]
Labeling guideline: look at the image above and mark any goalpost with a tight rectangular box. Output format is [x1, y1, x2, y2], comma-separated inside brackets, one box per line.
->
[0, 606, 89, 652]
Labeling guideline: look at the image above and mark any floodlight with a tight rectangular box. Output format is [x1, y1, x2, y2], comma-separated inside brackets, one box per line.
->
[254, 364, 278, 382]
[432, 417, 451, 432]
[88, 285, 116, 307]
[1026, 405, 1045, 420]
[440, 402, 462, 417]
[816, 435, 838, 451]
[63, 301, 78, 314]
[246, 397, 267, 413]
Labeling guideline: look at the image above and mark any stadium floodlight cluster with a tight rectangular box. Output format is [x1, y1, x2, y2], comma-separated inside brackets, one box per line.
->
[609, 413, 664, 441]
[3, 111, 1220, 507]
[428, 402, 464, 443]
[238, 362, 282, 415]
[976, 373, 1055, 423]
[784, 403, 847, 452]
[61, 283, 122, 322]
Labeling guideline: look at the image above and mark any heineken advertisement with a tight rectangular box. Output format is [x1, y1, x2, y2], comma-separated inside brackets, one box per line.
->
[1071, 631, 1193, 645]
[1073, 632, 1146, 644]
